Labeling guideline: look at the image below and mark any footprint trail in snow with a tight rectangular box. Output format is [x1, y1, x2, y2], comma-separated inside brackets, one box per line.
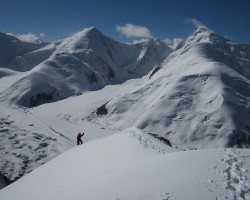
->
[220, 148, 250, 200]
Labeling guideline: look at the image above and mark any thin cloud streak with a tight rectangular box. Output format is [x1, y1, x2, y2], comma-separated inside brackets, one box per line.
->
[116, 23, 153, 38]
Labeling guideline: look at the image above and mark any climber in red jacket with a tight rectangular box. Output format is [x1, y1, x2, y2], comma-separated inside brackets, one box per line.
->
[77, 132, 84, 145]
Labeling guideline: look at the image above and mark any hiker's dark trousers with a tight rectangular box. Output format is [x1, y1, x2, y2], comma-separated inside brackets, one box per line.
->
[77, 139, 83, 145]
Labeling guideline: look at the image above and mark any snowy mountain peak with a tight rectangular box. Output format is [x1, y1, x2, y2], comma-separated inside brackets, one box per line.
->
[82, 26, 102, 35]
[97, 27, 250, 149]
[55, 26, 123, 56]
[194, 25, 214, 34]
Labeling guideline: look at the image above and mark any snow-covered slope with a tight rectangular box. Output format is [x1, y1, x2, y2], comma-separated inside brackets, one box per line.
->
[1, 26, 250, 191]
[0, 27, 172, 107]
[0, 68, 18, 78]
[0, 25, 171, 181]
[0, 32, 48, 69]
[96, 26, 250, 149]
[0, 75, 145, 182]
[0, 129, 249, 200]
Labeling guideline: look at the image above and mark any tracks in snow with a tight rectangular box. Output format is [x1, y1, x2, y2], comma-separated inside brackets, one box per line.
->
[127, 128, 176, 154]
[25, 109, 75, 145]
[220, 148, 250, 200]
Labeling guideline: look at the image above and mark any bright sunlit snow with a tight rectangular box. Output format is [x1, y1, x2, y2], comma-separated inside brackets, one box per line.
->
[0, 26, 250, 199]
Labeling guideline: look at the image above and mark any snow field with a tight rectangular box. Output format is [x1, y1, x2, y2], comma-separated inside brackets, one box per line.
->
[0, 75, 145, 182]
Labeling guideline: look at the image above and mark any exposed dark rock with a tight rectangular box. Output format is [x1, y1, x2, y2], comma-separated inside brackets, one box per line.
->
[96, 101, 109, 116]
[149, 65, 161, 79]
[228, 130, 250, 148]
[88, 72, 98, 84]
[107, 67, 115, 80]
[0, 172, 13, 185]
[29, 91, 54, 107]
[148, 132, 172, 147]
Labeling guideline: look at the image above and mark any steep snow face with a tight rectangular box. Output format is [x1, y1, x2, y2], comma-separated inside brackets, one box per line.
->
[178, 26, 250, 79]
[98, 26, 250, 149]
[0, 27, 171, 107]
[0, 32, 48, 69]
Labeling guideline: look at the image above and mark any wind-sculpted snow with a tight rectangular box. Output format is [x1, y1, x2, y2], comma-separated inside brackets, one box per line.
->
[100, 26, 250, 149]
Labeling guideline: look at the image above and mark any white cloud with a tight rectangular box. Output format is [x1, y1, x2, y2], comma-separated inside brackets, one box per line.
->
[185, 18, 204, 28]
[116, 23, 153, 38]
[132, 38, 150, 44]
[162, 38, 173, 45]
[7, 32, 45, 44]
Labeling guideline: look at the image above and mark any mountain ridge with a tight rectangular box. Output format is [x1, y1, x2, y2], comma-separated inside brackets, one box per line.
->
[96, 26, 250, 148]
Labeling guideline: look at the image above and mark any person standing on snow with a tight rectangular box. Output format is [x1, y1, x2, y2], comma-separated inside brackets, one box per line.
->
[77, 132, 84, 145]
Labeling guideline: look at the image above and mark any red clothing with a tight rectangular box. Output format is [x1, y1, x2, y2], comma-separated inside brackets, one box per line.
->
[77, 133, 82, 140]
[77, 133, 84, 145]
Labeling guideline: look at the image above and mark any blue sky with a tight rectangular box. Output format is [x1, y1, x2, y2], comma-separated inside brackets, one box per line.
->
[1, 0, 250, 44]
